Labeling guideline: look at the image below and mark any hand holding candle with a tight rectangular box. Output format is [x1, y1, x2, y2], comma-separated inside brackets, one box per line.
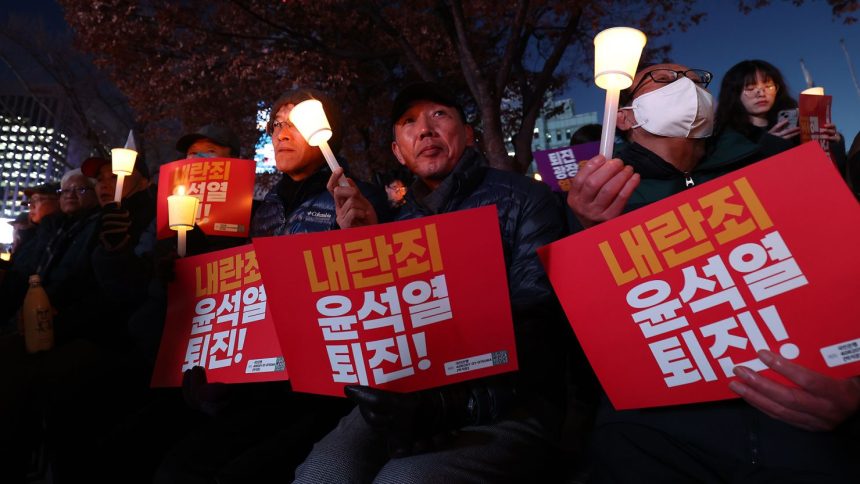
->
[168, 185, 199, 257]
[111, 130, 138, 204]
[288, 99, 349, 187]
[593, 27, 647, 159]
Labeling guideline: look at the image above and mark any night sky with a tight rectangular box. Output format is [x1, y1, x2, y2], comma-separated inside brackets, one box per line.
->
[3, 0, 859, 145]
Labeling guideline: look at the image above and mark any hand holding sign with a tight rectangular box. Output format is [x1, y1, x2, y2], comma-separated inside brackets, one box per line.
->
[730, 349, 860, 431]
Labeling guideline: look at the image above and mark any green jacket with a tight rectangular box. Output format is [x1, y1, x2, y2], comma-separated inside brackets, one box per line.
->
[621, 135, 760, 211]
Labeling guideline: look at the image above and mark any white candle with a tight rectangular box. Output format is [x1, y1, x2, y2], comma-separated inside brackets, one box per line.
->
[593, 27, 647, 159]
[168, 185, 199, 257]
[111, 147, 137, 203]
[289, 99, 348, 187]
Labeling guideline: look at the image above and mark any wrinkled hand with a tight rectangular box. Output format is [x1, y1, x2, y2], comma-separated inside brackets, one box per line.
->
[768, 119, 800, 140]
[729, 349, 860, 431]
[819, 123, 842, 143]
[328, 168, 378, 229]
[567, 156, 640, 229]
[99, 202, 132, 251]
[182, 366, 230, 417]
[345, 385, 470, 457]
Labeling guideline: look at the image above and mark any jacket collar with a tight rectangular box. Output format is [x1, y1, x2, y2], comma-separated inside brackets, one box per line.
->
[407, 147, 486, 214]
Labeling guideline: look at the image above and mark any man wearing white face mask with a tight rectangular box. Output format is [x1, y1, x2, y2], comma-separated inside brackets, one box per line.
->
[569, 63, 859, 482]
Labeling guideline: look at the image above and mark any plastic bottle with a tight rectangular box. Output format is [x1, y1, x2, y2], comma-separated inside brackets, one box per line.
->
[22, 274, 54, 353]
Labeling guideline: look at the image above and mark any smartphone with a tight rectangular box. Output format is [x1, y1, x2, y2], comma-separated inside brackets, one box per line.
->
[777, 108, 799, 129]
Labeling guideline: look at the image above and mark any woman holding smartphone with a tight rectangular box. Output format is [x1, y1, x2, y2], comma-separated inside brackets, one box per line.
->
[711, 59, 843, 165]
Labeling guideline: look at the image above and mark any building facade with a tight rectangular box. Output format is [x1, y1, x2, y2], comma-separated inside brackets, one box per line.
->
[530, 98, 599, 152]
[0, 90, 70, 218]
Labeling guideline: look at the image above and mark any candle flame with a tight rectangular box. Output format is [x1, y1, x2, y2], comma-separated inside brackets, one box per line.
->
[175, 185, 186, 196]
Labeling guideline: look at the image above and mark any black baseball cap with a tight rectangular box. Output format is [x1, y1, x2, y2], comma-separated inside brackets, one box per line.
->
[175, 125, 241, 157]
[390, 82, 466, 129]
[81, 156, 151, 180]
[23, 182, 60, 197]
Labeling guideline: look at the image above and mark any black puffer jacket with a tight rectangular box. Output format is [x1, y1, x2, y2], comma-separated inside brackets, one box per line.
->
[251, 164, 389, 237]
[397, 147, 570, 420]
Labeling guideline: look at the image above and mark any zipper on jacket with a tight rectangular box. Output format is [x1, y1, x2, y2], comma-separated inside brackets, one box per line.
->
[684, 173, 695, 187]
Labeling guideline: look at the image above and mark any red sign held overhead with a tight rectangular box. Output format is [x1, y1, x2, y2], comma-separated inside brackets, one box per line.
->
[539, 143, 860, 410]
[156, 157, 255, 239]
[252, 205, 518, 397]
[152, 244, 287, 387]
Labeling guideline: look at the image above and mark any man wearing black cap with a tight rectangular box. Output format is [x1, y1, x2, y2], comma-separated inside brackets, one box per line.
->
[11, 182, 60, 258]
[297, 82, 571, 482]
[176, 124, 241, 158]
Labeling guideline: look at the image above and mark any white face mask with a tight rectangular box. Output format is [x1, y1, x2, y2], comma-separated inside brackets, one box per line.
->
[622, 77, 715, 138]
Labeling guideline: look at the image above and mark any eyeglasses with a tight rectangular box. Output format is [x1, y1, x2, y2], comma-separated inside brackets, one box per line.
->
[386, 185, 407, 194]
[628, 68, 713, 98]
[269, 120, 294, 135]
[57, 186, 94, 196]
[742, 83, 778, 97]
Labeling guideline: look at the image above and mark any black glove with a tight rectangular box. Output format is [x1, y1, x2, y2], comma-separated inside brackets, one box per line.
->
[182, 365, 230, 417]
[99, 202, 132, 251]
[345, 383, 514, 457]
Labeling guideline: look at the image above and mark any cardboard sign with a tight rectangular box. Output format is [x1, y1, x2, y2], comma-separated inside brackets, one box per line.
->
[533, 141, 600, 192]
[152, 244, 287, 387]
[539, 143, 860, 410]
[157, 158, 255, 239]
[799, 93, 833, 157]
[252, 206, 517, 397]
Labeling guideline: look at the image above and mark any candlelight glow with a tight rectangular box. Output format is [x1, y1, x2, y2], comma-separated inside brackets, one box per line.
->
[288, 99, 333, 147]
[801, 87, 825, 96]
[168, 186, 198, 230]
[594, 27, 647, 91]
[593, 26, 647, 159]
[111, 148, 137, 176]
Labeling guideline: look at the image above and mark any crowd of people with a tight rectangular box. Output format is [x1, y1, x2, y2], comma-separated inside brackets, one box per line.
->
[1, 58, 858, 483]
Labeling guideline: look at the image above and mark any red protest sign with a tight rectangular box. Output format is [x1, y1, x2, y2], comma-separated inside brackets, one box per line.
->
[157, 158, 255, 239]
[151, 244, 287, 387]
[539, 143, 860, 410]
[252, 205, 517, 397]
[799, 93, 833, 158]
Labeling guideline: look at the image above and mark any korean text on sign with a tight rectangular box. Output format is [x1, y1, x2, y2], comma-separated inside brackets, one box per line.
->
[303, 225, 452, 386]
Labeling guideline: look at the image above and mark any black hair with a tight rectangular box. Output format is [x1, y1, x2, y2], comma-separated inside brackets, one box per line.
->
[570, 124, 602, 145]
[267, 88, 343, 153]
[714, 60, 797, 139]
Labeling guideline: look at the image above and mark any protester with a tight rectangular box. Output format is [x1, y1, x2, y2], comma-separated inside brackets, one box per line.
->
[384, 174, 408, 209]
[6, 212, 32, 255]
[155, 89, 388, 484]
[295, 82, 572, 483]
[251, 89, 387, 235]
[176, 124, 241, 158]
[24, 182, 60, 221]
[569, 123, 602, 146]
[568, 62, 860, 481]
[712, 59, 845, 168]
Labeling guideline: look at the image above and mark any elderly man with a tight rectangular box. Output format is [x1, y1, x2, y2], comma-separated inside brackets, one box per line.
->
[5, 183, 58, 259]
[296, 82, 571, 483]
[568, 63, 859, 481]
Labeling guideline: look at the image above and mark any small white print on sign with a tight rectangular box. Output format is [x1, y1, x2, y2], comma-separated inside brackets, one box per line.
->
[245, 356, 286, 374]
[820, 338, 860, 368]
[444, 351, 508, 376]
[214, 223, 243, 232]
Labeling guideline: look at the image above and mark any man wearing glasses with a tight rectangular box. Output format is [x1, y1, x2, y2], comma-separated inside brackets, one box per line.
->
[568, 63, 858, 481]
